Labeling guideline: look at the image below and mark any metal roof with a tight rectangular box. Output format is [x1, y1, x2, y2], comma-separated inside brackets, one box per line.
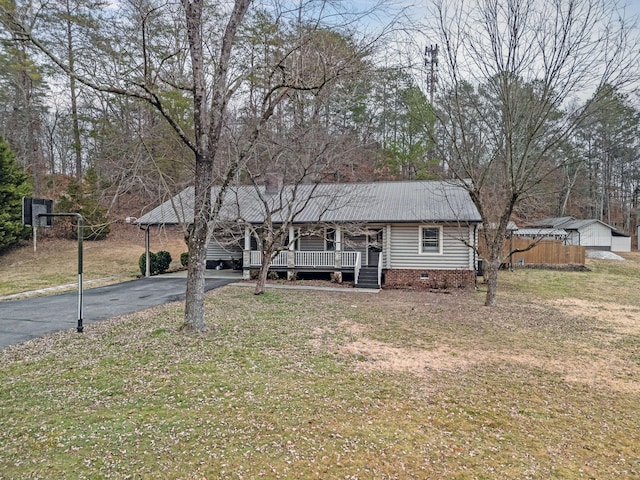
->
[134, 181, 482, 226]
[512, 228, 568, 237]
[529, 216, 623, 234]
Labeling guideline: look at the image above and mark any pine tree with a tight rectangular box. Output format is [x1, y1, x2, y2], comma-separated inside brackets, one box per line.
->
[0, 137, 31, 252]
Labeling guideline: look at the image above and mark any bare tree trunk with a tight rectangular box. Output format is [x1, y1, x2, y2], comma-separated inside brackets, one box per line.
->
[65, 0, 83, 182]
[483, 256, 501, 307]
[180, 0, 250, 331]
[183, 153, 213, 331]
[184, 222, 209, 332]
[254, 252, 272, 295]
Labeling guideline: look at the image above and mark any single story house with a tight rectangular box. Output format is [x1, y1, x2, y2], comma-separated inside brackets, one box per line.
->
[528, 216, 631, 252]
[135, 181, 482, 289]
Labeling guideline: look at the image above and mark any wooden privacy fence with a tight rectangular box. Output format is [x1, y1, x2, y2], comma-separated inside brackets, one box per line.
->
[508, 238, 585, 265]
[480, 237, 585, 266]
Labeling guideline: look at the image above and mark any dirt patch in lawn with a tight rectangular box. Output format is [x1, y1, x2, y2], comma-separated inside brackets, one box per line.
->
[551, 298, 640, 336]
[340, 339, 480, 374]
[320, 289, 640, 394]
[338, 336, 640, 393]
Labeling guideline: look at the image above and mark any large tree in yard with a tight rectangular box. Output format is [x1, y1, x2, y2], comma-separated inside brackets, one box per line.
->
[0, 0, 392, 331]
[428, 0, 639, 306]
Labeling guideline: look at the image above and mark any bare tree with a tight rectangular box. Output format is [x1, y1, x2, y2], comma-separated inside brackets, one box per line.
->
[1, 0, 264, 330]
[427, 0, 639, 306]
[240, 168, 340, 296]
[1, 0, 394, 330]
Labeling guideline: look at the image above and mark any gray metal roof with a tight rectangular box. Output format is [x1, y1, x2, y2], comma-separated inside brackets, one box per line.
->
[135, 181, 481, 226]
[529, 216, 622, 233]
[512, 228, 568, 237]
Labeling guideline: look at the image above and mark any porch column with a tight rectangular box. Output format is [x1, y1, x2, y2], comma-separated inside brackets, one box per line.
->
[288, 226, 295, 251]
[243, 225, 251, 280]
[287, 226, 295, 279]
[334, 226, 342, 268]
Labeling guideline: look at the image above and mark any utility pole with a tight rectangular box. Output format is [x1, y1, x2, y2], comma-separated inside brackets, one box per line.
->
[424, 45, 439, 106]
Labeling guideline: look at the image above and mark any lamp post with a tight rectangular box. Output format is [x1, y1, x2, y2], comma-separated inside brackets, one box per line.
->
[126, 216, 151, 277]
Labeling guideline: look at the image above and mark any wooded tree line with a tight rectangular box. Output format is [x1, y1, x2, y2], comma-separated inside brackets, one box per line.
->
[2, 1, 637, 232]
[0, 3, 433, 214]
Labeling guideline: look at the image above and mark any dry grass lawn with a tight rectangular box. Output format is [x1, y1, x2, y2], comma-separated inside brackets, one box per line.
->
[0, 243, 639, 478]
[0, 225, 187, 296]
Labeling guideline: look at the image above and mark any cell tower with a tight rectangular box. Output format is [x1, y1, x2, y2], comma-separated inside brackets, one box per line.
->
[424, 44, 439, 105]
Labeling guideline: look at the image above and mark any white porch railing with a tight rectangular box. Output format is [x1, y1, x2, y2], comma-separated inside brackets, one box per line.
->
[354, 251, 362, 285]
[248, 250, 360, 269]
[295, 251, 335, 267]
[341, 251, 358, 267]
[250, 250, 288, 266]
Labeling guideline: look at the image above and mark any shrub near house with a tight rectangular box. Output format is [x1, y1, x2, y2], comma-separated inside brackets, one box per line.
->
[139, 251, 172, 275]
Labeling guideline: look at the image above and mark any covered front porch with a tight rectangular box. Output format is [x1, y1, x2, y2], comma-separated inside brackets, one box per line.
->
[246, 250, 361, 269]
[244, 249, 382, 289]
[239, 225, 385, 288]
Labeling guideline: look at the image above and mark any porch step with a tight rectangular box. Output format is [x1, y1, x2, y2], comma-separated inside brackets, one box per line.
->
[355, 267, 380, 289]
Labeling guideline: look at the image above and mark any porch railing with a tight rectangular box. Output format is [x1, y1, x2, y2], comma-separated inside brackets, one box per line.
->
[295, 251, 335, 267]
[248, 250, 360, 269]
[354, 251, 362, 285]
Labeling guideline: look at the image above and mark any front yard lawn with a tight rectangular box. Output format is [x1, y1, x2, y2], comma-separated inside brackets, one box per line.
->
[1, 256, 640, 478]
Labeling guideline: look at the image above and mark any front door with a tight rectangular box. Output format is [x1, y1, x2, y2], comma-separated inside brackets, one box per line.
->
[367, 229, 383, 267]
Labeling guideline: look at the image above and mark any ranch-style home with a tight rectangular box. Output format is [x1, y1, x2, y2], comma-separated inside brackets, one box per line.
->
[135, 180, 482, 289]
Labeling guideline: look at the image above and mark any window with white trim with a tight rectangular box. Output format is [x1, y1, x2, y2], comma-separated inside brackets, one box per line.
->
[325, 228, 336, 251]
[419, 226, 442, 254]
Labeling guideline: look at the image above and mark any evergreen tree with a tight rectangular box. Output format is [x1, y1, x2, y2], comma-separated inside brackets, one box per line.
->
[55, 167, 110, 240]
[0, 136, 31, 252]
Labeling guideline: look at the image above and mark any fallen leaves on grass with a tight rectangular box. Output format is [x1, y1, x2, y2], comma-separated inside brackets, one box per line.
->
[1, 281, 640, 478]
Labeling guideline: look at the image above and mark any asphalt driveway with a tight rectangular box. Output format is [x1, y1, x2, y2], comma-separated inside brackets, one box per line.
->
[0, 276, 234, 350]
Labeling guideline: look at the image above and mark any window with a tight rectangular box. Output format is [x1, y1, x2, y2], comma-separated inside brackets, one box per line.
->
[325, 228, 336, 251]
[291, 228, 301, 250]
[420, 226, 442, 254]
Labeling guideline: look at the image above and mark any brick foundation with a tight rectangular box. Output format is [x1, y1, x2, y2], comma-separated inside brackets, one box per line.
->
[384, 269, 475, 290]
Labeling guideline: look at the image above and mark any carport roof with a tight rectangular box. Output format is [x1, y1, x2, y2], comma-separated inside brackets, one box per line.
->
[134, 181, 482, 226]
[529, 216, 628, 236]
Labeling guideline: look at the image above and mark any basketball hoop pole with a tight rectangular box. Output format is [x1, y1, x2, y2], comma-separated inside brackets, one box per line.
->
[38, 213, 84, 333]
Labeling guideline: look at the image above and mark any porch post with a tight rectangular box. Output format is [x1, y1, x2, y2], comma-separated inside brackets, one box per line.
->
[243, 225, 251, 280]
[334, 226, 342, 269]
[288, 226, 295, 250]
[287, 226, 295, 280]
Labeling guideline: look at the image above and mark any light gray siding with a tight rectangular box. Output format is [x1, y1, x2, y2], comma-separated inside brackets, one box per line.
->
[580, 223, 612, 249]
[207, 239, 242, 261]
[389, 224, 473, 269]
[343, 233, 366, 255]
[611, 235, 631, 252]
[565, 223, 612, 249]
[299, 230, 367, 253]
[300, 234, 324, 251]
